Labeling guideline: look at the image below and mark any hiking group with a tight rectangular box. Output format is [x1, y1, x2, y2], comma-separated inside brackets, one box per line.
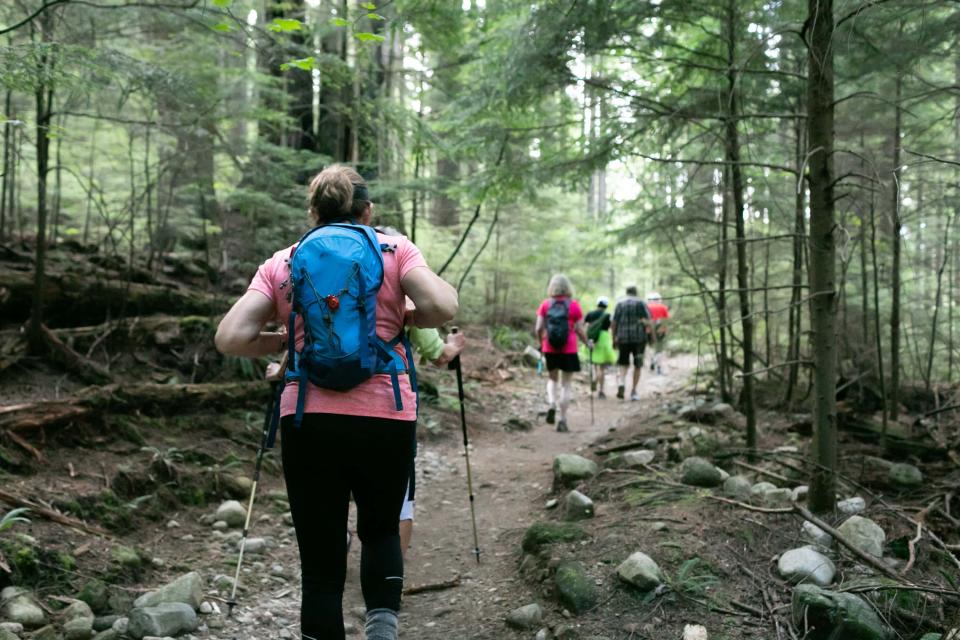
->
[212, 164, 668, 640]
[537, 277, 670, 432]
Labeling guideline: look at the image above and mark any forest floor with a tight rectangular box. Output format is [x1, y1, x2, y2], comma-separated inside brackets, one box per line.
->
[0, 242, 958, 640]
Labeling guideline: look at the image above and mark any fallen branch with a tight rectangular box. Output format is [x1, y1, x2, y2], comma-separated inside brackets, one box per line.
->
[594, 435, 677, 456]
[706, 496, 793, 514]
[733, 460, 794, 484]
[0, 489, 111, 538]
[3, 429, 43, 461]
[402, 575, 461, 595]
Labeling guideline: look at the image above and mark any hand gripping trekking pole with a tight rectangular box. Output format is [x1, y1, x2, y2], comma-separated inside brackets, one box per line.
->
[448, 327, 481, 564]
[227, 381, 280, 617]
[588, 346, 595, 425]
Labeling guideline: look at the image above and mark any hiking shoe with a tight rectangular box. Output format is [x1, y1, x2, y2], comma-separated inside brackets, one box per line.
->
[617, 385, 625, 399]
[656, 365, 663, 375]
[557, 420, 569, 432]
[650, 362, 655, 371]
[546, 407, 556, 424]
[630, 391, 639, 401]
[598, 390, 606, 399]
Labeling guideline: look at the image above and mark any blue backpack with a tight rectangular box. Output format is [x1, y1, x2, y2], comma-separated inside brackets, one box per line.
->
[267, 223, 416, 442]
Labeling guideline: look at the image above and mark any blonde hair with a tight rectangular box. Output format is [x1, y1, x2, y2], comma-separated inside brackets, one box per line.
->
[547, 274, 573, 297]
[307, 165, 369, 223]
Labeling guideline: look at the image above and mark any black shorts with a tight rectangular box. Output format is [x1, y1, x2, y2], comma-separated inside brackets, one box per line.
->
[617, 342, 646, 366]
[545, 352, 581, 373]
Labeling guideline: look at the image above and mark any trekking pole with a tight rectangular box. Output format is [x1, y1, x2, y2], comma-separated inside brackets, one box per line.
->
[448, 327, 481, 564]
[588, 347, 595, 425]
[227, 381, 280, 617]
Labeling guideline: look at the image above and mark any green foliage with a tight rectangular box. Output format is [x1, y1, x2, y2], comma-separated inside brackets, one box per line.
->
[666, 557, 720, 598]
[0, 507, 31, 533]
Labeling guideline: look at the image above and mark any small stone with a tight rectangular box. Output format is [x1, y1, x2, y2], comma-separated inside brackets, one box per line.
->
[28, 625, 61, 640]
[215, 500, 247, 528]
[837, 497, 866, 515]
[554, 561, 599, 614]
[62, 600, 94, 622]
[165, 520, 180, 529]
[133, 572, 204, 610]
[778, 546, 836, 586]
[199, 602, 213, 615]
[563, 490, 594, 521]
[0, 623, 24, 635]
[792, 485, 809, 502]
[212, 520, 228, 530]
[63, 615, 94, 640]
[239, 537, 269, 555]
[762, 488, 795, 507]
[0, 628, 19, 640]
[545, 499, 559, 509]
[78, 580, 110, 613]
[683, 625, 709, 640]
[212, 575, 236, 592]
[0, 586, 47, 628]
[620, 450, 655, 468]
[802, 521, 833, 547]
[750, 481, 777, 498]
[505, 603, 542, 630]
[92, 615, 119, 632]
[616, 552, 663, 591]
[535, 628, 551, 640]
[723, 475, 752, 501]
[791, 584, 892, 640]
[553, 454, 599, 488]
[680, 456, 722, 487]
[837, 515, 885, 558]
[888, 463, 923, 488]
[521, 521, 588, 553]
[126, 603, 198, 639]
[111, 546, 142, 570]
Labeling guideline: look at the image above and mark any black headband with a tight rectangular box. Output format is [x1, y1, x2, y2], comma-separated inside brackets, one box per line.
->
[353, 184, 369, 202]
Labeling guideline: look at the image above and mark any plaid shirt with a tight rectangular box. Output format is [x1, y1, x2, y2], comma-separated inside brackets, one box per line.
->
[613, 296, 651, 344]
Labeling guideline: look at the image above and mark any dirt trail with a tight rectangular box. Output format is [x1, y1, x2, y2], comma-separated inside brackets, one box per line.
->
[355, 354, 696, 639]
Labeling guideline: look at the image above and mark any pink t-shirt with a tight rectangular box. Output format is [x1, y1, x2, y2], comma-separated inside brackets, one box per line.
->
[248, 232, 427, 422]
[537, 297, 583, 354]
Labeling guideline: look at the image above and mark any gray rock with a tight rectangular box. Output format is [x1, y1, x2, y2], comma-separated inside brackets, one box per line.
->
[837, 497, 866, 515]
[0, 629, 18, 640]
[92, 631, 119, 640]
[133, 571, 204, 610]
[750, 481, 778, 499]
[239, 537, 269, 555]
[215, 500, 247, 528]
[77, 580, 109, 614]
[126, 604, 198, 639]
[792, 485, 809, 502]
[62, 601, 94, 623]
[802, 521, 833, 547]
[553, 454, 599, 488]
[837, 515, 885, 558]
[888, 463, 923, 488]
[110, 617, 128, 635]
[0, 622, 23, 635]
[616, 552, 662, 591]
[505, 603, 542, 630]
[723, 475, 752, 501]
[0, 587, 47, 628]
[535, 628, 551, 640]
[563, 491, 594, 521]
[791, 584, 892, 639]
[92, 615, 120, 632]
[554, 561, 599, 614]
[63, 616, 94, 640]
[620, 450, 655, 468]
[778, 546, 836, 586]
[212, 575, 236, 592]
[680, 456, 722, 487]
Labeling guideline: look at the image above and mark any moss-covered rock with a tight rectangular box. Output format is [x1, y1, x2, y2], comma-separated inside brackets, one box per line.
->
[553, 561, 599, 615]
[521, 522, 588, 554]
[791, 584, 892, 640]
[78, 579, 110, 613]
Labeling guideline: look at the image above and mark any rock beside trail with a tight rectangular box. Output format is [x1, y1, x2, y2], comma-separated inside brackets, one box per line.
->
[680, 457, 723, 487]
[505, 603, 543, 630]
[778, 546, 836, 586]
[553, 454, 599, 488]
[522, 522, 588, 553]
[220, 474, 254, 498]
[837, 497, 866, 515]
[133, 571, 204, 610]
[837, 515, 885, 558]
[616, 552, 662, 591]
[683, 625, 709, 640]
[77, 580, 109, 614]
[620, 450, 655, 468]
[762, 488, 794, 507]
[215, 500, 247, 528]
[0, 586, 47, 628]
[791, 584, 892, 640]
[750, 481, 777, 498]
[28, 625, 61, 640]
[563, 491, 595, 521]
[126, 603, 198, 639]
[888, 463, 923, 488]
[0, 628, 18, 640]
[723, 475, 752, 501]
[554, 561, 599, 615]
[802, 521, 833, 548]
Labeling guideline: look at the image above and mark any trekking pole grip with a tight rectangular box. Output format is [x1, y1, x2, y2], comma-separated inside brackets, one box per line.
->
[447, 326, 460, 371]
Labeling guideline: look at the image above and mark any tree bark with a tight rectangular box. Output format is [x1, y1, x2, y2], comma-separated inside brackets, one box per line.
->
[784, 112, 806, 407]
[0, 89, 11, 240]
[724, 0, 757, 455]
[889, 71, 903, 424]
[805, 0, 838, 513]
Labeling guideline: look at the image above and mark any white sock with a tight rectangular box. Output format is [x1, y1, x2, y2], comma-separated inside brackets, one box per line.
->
[546, 379, 557, 407]
[559, 382, 571, 421]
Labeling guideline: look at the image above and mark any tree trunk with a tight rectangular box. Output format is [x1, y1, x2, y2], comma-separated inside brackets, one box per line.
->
[889, 72, 903, 424]
[717, 167, 732, 403]
[869, 191, 889, 435]
[805, 0, 838, 513]
[785, 114, 806, 406]
[0, 89, 11, 240]
[50, 112, 63, 245]
[925, 214, 952, 395]
[724, 0, 757, 455]
[28, 13, 55, 348]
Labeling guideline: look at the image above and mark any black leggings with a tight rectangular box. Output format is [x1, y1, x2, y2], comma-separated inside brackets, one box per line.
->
[280, 413, 416, 640]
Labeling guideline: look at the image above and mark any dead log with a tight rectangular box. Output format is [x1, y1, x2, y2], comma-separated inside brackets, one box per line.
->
[0, 488, 112, 538]
[37, 324, 112, 384]
[0, 264, 227, 327]
[0, 382, 270, 432]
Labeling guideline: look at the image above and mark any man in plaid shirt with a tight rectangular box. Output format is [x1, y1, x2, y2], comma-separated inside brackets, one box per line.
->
[610, 285, 653, 401]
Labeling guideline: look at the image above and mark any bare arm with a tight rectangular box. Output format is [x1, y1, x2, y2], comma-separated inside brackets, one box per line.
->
[535, 314, 545, 345]
[401, 266, 459, 328]
[215, 291, 286, 358]
[575, 319, 591, 346]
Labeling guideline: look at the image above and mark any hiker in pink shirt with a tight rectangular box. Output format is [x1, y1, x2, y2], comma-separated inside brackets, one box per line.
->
[535, 274, 592, 432]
